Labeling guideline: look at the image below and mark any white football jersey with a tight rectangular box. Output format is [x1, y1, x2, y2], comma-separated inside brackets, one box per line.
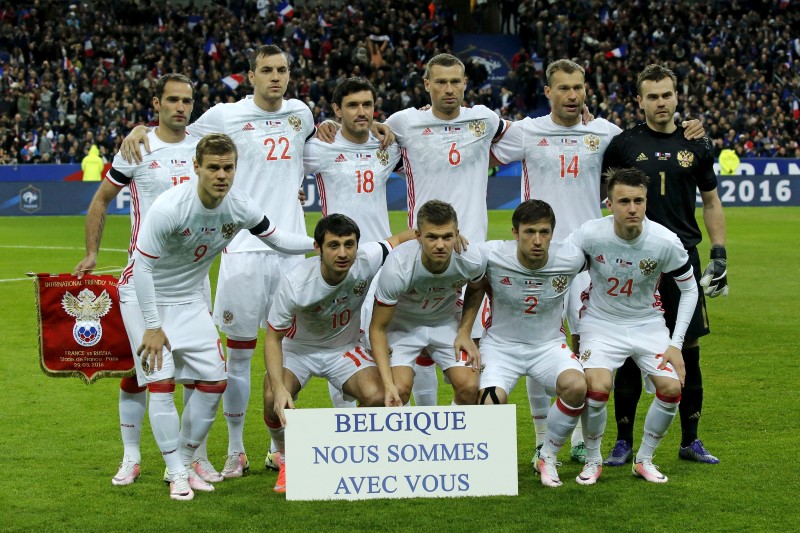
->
[479, 240, 586, 345]
[491, 116, 622, 241]
[568, 216, 689, 326]
[374, 240, 485, 329]
[107, 130, 199, 256]
[188, 97, 314, 253]
[386, 106, 505, 243]
[303, 132, 400, 242]
[268, 242, 388, 350]
[126, 181, 266, 305]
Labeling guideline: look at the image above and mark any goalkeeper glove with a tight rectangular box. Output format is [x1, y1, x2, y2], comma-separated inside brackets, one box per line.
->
[700, 246, 728, 297]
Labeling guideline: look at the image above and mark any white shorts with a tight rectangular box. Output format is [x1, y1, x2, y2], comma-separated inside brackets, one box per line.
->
[578, 318, 679, 382]
[121, 300, 226, 386]
[283, 342, 376, 395]
[387, 321, 468, 372]
[565, 270, 590, 336]
[479, 338, 583, 396]
[213, 252, 303, 338]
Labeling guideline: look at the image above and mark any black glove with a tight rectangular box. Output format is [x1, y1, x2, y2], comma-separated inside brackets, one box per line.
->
[700, 246, 728, 297]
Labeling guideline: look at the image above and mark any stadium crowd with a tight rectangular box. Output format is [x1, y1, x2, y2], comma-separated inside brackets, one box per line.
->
[0, 0, 798, 165]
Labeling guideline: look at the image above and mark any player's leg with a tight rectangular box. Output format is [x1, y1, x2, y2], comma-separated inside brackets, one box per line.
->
[263, 359, 304, 493]
[339, 346, 384, 407]
[605, 357, 641, 466]
[411, 351, 438, 406]
[183, 385, 222, 482]
[114, 377, 146, 486]
[565, 273, 589, 462]
[525, 377, 550, 457]
[476, 339, 516, 406]
[386, 328, 427, 405]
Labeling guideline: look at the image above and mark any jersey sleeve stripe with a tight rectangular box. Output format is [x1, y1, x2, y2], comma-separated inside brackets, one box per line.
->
[268, 323, 293, 333]
[128, 180, 141, 256]
[135, 245, 159, 259]
[491, 119, 510, 143]
[374, 297, 396, 307]
[316, 173, 328, 216]
[108, 167, 132, 187]
[489, 147, 509, 166]
[521, 160, 531, 201]
[402, 148, 416, 229]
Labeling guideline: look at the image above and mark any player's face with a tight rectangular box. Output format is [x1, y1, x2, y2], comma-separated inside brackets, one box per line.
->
[194, 152, 236, 209]
[513, 219, 553, 269]
[638, 78, 677, 131]
[416, 221, 458, 273]
[153, 81, 194, 133]
[335, 90, 374, 141]
[545, 69, 586, 127]
[607, 184, 647, 238]
[424, 64, 466, 119]
[315, 232, 359, 283]
[249, 53, 290, 111]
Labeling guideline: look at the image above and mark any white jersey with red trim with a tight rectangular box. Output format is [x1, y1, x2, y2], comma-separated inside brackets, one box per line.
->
[123, 181, 266, 304]
[267, 242, 388, 350]
[480, 240, 586, 345]
[107, 130, 199, 256]
[303, 132, 400, 242]
[386, 106, 505, 243]
[374, 240, 485, 329]
[188, 97, 314, 253]
[491, 116, 622, 241]
[567, 216, 690, 326]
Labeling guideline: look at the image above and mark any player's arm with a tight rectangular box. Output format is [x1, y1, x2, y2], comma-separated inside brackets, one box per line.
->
[370, 122, 395, 149]
[120, 125, 153, 164]
[661, 263, 699, 386]
[73, 179, 123, 278]
[699, 188, 729, 297]
[249, 216, 315, 254]
[369, 302, 402, 406]
[384, 228, 417, 250]
[131, 239, 171, 374]
[314, 119, 339, 143]
[265, 326, 293, 426]
[681, 120, 705, 140]
[454, 278, 487, 370]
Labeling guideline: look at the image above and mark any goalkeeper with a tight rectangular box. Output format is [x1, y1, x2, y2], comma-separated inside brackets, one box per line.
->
[600, 64, 728, 467]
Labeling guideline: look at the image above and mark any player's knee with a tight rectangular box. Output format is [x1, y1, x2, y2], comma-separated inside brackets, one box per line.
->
[584, 372, 612, 395]
[479, 387, 504, 405]
[656, 378, 681, 398]
[557, 371, 587, 406]
[454, 383, 479, 405]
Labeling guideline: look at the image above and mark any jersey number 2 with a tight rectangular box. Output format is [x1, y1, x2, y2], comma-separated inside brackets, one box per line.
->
[263, 137, 291, 160]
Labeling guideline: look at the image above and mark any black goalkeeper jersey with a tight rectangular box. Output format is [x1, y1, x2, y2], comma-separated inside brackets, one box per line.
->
[602, 123, 717, 248]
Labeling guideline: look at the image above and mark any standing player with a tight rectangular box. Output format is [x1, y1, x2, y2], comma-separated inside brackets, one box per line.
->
[601, 64, 727, 467]
[73, 73, 224, 485]
[370, 200, 485, 407]
[264, 215, 411, 492]
[570, 168, 698, 485]
[303, 77, 402, 408]
[125, 133, 313, 500]
[455, 200, 588, 488]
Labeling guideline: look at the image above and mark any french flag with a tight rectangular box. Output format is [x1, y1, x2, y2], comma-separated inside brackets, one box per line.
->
[158, 16, 165, 32]
[62, 56, 73, 72]
[304, 38, 312, 59]
[205, 38, 220, 61]
[318, 13, 332, 27]
[793, 99, 799, 120]
[293, 28, 304, 42]
[222, 73, 245, 90]
[276, 1, 294, 18]
[605, 44, 627, 58]
[84, 37, 94, 57]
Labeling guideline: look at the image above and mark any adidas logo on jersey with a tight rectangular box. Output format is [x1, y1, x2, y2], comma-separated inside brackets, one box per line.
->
[636, 153, 648, 161]
[242, 123, 255, 131]
[422, 128, 433, 136]
[180, 228, 192, 237]
[500, 277, 512, 286]
[594, 255, 605, 263]
[335, 154, 347, 162]
[148, 161, 161, 169]
[537, 138, 549, 147]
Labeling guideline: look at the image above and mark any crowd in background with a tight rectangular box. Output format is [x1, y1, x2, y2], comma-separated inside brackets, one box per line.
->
[0, 0, 798, 165]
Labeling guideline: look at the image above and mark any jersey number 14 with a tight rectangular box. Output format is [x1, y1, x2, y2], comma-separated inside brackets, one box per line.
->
[559, 155, 579, 179]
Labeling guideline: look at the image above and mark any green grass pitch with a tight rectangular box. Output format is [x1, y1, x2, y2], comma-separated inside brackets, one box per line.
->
[0, 208, 797, 531]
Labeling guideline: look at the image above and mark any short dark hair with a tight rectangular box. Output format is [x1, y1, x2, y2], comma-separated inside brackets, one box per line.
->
[314, 213, 361, 246]
[154, 73, 194, 100]
[512, 200, 556, 232]
[416, 200, 458, 229]
[636, 64, 678, 95]
[196, 133, 238, 165]
[424, 53, 465, 79]
[605, 167, 650, 196]
[249, 44, 289, 72]
[545, 59, 585, 86]
[332, 77, 377, 107]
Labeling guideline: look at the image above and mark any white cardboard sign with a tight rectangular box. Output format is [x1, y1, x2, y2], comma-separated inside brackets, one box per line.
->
[284, 405, 518, 500]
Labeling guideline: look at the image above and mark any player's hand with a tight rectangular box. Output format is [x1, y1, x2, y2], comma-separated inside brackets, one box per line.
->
[272, 387, 295, 427]
[454, 234, 469, 253]
[120, 125, 152, 164]
[297, 187, 307, 205]
[581, 104, 595, 125]
[384, 383, 403, 407]
[681, 119, 705, 140]
[137, 328, 170, 375]
[370, 122, 395, 149]
[454, 333, 481, 372]
[73, 254, 97, 279]
[700, 246, 728, 297]
[659, 346, 685, 387]
[315, 120, 339, 143]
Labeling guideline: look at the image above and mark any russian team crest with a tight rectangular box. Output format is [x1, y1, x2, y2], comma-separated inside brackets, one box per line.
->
[452, 277, 469, 290]
[222, 310, 234, 325]
[353, 280, 368, 297]
[221, 222, 237, 239]
[677, 151, 694, 168]
[583, 134, 601, 152]
[551, 275, 569, 294]
[580, 349, 591, 363]
[468, 120, 486, 137]
[288, 114, 302, 132]
[376, 149, 389, 166]
[639, 258, 658, 276]
[62, 288, 113, 347]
